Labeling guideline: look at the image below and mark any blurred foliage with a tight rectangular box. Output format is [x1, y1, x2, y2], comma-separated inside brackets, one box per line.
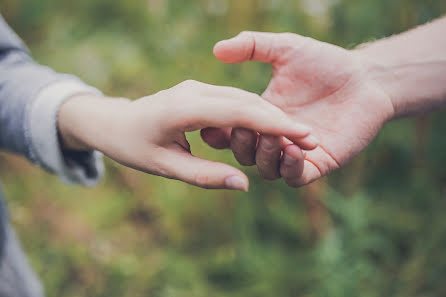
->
[1, 0, 446, 296]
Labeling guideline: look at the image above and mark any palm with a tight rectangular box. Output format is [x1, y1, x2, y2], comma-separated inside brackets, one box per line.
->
[207, 32, 394, 185]
[263, 39, 393, 181]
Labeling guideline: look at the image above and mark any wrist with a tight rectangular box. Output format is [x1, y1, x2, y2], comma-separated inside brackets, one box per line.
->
[58, 94, 131, 151]
[352, 47, 399, 120]
[354, 41, 446, 120]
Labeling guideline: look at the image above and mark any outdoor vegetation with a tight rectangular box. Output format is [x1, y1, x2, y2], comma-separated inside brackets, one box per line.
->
[1, 0, 446, 296]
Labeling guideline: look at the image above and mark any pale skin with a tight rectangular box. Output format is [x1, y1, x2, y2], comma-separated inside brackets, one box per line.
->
[201, 17, 446, 187]
[57, 80, 318, 191]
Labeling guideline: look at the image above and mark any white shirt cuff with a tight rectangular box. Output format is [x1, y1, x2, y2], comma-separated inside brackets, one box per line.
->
[28, 80, 105, 187]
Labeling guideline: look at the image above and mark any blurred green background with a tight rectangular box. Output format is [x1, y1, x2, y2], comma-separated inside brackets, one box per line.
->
[1, 0, 446, 296]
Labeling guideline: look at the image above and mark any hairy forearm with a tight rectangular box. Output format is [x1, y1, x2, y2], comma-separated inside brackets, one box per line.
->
[356, 16, 446, 118]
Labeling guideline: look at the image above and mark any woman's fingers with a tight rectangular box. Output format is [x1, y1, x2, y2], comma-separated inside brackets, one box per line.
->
[166, 81, 315, 144]
[294, 134, 320, 150]
[158, 148, 249, 191]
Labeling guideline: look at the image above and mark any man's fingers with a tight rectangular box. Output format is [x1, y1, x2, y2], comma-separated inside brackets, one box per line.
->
[200, 127, 231, 149]
[214, 31, 305, 65]
[285, 160, 321, 187]
[256, 135, 282, 180]
[230, 128, 258, 166]
[280, 145, 305, 186]
[159, 149, 249, 191]
[280, 147, 327, 187]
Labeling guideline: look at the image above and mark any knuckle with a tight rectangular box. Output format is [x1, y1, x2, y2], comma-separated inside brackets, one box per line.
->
[259, 138, 281, 153]
[277, 33, 310, 52]
[232, 128, 257, 143]
[178, 79, 200, 89]
[193, 171, 211, 188]
[260, 144, 281, 154]
[263, 134, 280, 143]
[280, 32, 305, 44]
[240, 106, 266, 122]
[184, 79, 198, 84]
[155, 89, 168, 96]
[221, 86, 260, 102]
[256, 158, 269, 168]
[218, 85, 239, 95]
[229, 108, 252, 125]
[149, 158, 171, 179]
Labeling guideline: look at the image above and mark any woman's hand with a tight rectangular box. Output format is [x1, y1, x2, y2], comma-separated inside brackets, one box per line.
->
[58, 80, 317, 191]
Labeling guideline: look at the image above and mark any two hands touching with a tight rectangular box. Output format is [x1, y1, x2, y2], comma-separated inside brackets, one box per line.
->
[58, 17, 446, 190]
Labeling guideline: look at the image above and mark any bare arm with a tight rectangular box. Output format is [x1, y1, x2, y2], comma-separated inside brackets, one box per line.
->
[357, 17, 446, 118]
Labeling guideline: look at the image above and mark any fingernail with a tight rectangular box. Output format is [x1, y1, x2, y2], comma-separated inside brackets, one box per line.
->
[305, 135, 319, 147]
[283, 154, 297, 166]
[295, 123, 312, 135]
[225, 176, 249, 192]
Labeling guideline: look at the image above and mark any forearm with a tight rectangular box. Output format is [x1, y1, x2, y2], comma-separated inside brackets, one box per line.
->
[355, 17, 446, 118]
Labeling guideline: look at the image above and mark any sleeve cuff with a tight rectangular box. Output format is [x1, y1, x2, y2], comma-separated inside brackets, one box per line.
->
[27, 80, 105, 187]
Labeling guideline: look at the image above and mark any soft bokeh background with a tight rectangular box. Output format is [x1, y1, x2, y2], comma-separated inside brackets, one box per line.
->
[1, 0, 446, 296]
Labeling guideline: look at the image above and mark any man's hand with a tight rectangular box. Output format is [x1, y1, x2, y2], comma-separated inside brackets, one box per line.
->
[201, 32, 395, 187]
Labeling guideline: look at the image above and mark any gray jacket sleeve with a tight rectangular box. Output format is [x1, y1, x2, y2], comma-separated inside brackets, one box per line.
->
[0, 14, 104, 186]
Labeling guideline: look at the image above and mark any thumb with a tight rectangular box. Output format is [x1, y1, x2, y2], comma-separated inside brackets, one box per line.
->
[214, 31, 301, 64]
[159, 148, 249, 191]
